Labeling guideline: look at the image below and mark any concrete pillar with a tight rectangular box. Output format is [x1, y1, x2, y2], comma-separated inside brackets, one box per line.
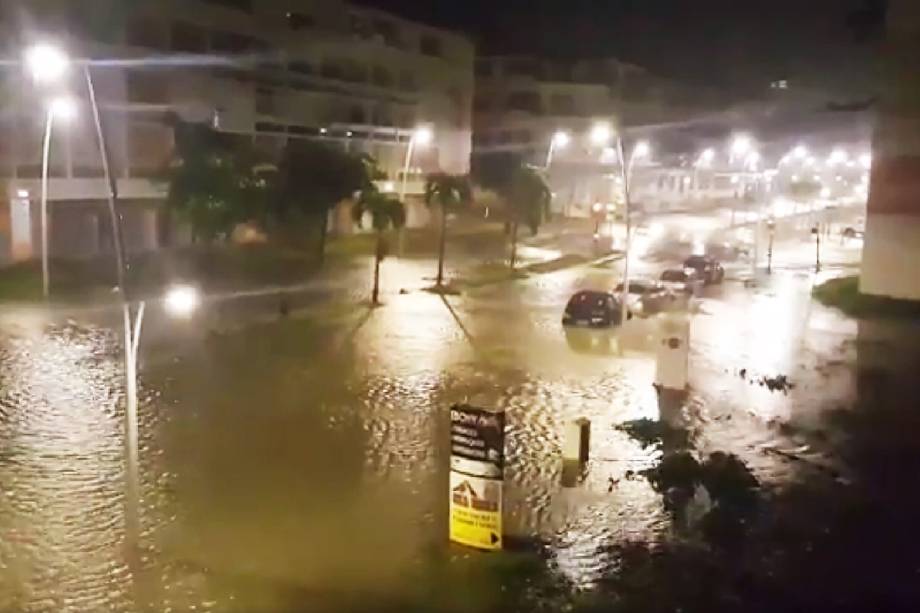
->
[862, 0, 920, 300]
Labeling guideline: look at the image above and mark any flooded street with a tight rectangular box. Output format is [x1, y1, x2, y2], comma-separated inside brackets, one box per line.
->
[0, 256, 917, 611]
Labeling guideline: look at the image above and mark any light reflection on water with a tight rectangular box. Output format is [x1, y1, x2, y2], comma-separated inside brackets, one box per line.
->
[0, 268, 873, 609]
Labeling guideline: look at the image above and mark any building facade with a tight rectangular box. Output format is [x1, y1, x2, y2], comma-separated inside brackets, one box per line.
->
[0, 0, 474, 261]
[861, 0, 920, 300]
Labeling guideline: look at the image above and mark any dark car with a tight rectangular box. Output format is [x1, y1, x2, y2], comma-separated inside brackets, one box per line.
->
[614, 279, 675, 315]
[562, 290, 626, 328]
[683, 255, 725, 284]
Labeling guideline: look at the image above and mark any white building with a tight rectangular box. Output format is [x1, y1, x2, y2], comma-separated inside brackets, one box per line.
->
[0, 0, 474, 261]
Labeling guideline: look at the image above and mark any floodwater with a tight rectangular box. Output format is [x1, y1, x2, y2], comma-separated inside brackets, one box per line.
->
[0, 255, 915, 611]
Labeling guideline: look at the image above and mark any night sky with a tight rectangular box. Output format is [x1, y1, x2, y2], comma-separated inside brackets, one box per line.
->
[361, 0, 885, 92]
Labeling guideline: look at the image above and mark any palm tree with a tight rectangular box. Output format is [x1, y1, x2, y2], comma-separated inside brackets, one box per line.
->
[503, 167, 551, 270]
[353, 189, 406, 304]
[423, 174, 472, 287]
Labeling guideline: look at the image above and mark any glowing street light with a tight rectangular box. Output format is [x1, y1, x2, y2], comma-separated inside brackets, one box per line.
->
[590, 122, 612, 146]
[545, 130, 570, 168]
[25, 43, 70, 83]
[399, 124, 434, 203]
[828, 149, 848, 166]
[730, 134, 752, 162]
[632, 140, 650, 160]
[163, 284, 201, 318]
[39, 95, 78, 298]
[792, 144, 808, 159]
[745, 151, 761, 170]
[697, 148, 715, 167]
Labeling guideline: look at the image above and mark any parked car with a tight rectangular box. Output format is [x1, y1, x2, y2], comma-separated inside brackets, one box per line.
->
[562, 290, 628, 328]
[683, 255, 725, 284]
[614, 279, 675, 315]
[660, 268, 704, 296]
[842, 226, 864, 240]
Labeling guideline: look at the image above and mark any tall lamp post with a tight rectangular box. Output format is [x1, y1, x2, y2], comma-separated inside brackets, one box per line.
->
[25, 43, 203, 562]
[545, 130, 569, 169]
[398, 125, 433, 204]
[591, 122, 650, 325]
[25, 44, 74, 299]
[397, 125, 432, 253]
[38, 96, 76, 298]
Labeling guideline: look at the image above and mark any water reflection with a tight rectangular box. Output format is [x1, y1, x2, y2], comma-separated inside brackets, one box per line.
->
[0, 324, 131, 611]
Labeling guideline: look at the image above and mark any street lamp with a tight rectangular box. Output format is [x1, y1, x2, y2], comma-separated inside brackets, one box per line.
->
[25, 43, 70, 83]
[26, 43, 149, 560]
[546, 130, 569, 168]
[811, 225, 821, 272]
[792, 144, 808, 160]
[590, 121, 612, 146]
[39, 96, 77, 298]
[398, 125, 433, 204]
[697, 148, 715, 167]
[730, 134, 752, 163]
[766, 218, 776, 274]
[618, 139, 651, 327]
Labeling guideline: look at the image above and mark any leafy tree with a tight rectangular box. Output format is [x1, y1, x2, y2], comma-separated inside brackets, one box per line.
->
[423, 174, 472, 287]
[499, 166, 551, 270]
[352, 188, 406, 304]
[166, 121, 266, 242]
[275, 141, 371, 262]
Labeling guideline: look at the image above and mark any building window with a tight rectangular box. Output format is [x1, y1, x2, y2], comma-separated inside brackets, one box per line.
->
[170, 22, 208, 53]
[514, 129, 532, 144]
[125, 16, 167, 50]
[320, 60, 344, 80]
[474, 60, 493, 77]
[255, 87, 275, 115]
[349, 106, 366, 124]
[549, 94, 575, 115]
[287, 12, 314, 30]
[202, 0, 253, 12]
[506, 59, 540, 79]
[372, 18, 401, 47]
[506, 91, 542, 114]
[126, 71, 169, 104]
[289, 61, 313, 76]
[128, 121, 172, 177]
[255, 121, 285, 133]
[211, 31, 262, 54]
[473, 96, 491, 113]
[399, 71, 417, 91]
[341, 61, 367, 83]
[420, 35, 442, 57]
[372, 66, 393, 88]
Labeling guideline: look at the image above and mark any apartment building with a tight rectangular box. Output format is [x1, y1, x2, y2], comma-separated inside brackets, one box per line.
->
[0, 0, 474, 261]
[471, 55, 724, 216]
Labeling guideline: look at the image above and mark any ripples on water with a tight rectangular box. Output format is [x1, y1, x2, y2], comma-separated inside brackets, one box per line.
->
[0, 276, 865, 609]
[0, 323, 131, 612]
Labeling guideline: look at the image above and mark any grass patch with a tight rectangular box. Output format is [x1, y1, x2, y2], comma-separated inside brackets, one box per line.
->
[813, 276, 920, 319]
[0, 244, 324, 304]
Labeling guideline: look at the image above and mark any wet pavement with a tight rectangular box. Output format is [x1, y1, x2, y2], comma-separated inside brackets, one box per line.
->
[0, 240, 917, 611]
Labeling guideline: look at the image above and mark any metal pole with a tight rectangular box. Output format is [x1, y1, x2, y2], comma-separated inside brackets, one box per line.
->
[85, 65, 140, 555]
[767, 224, 774, 274]
[618, 138, 631, 326]
[397, 136, 415, 255]
[545, 139, 556, 169]
[815, 225, 821, 272]
[40, 110, 54, 299]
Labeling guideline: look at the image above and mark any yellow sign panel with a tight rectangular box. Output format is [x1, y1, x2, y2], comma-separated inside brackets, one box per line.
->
[449, 470, 502, 551]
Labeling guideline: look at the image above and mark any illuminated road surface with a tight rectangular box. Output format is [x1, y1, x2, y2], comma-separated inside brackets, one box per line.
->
[0, 246, 913, 610]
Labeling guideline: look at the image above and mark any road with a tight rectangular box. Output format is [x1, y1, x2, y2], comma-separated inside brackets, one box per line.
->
[0, 235, 913, 611]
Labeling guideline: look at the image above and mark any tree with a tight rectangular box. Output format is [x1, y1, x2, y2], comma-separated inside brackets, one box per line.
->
[352, 188, 406, 304]
[423, 174, 472, 287]
[501, 167, 551, 270]
[166, 121, 265, 242]
[275, 141, 371, 262]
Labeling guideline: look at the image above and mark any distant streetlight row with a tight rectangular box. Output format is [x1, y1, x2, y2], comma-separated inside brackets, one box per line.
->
[545, 123, 651, 172]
